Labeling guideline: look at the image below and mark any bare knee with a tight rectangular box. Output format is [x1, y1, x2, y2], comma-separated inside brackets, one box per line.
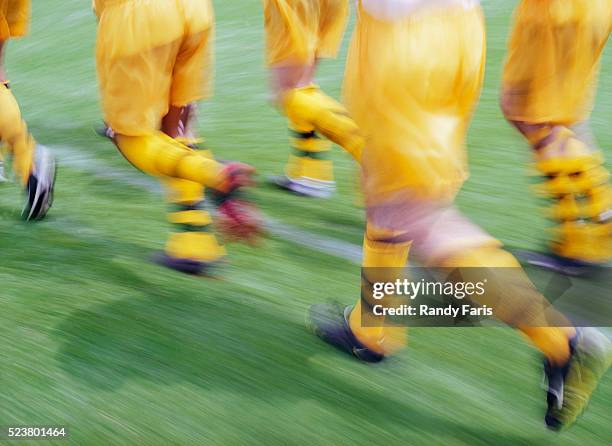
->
[270, 64, 316, 102]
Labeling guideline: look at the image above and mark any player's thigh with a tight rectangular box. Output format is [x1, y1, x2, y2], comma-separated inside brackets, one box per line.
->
[317, 0, 348, 58]
[171, 27, 214, 108]
[1, 0, 30, 39]
[97, 42, 180, 135]
[166, 0, 215, 107]
[346, 4, 485, 129]
[345, 5, 485, 203]
[95, 0, 190, 135]
[503, 0, 612, 123]
[263, 0, 320, 66]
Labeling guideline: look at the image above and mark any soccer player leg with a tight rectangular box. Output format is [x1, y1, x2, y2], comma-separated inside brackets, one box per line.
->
[117, 131, 261, 236]
[349, 227, 410, 357]
[0, 80, 55, 219]
[97, 3, 260, 266]
[501, 0, 612, 265]
[265, 0, 361, 196]
[279, 125, 335, 198]
[425, 225, 610, 431]
[153, 24, 224, 272]
[502, 0, 611, 129]
[427, 235, 576, 366]
[166, 0, 215, 141]
[1, 0, 31, 41]
[166, 17, 263, 246]
[533, 128, 611, 265]
[157, 176, 226, 275]
[0, 2, 55, 220]
[114, 131, 224, 188]
[282, 84, 363, 163]
[286, 0, 351, 194]
[96, 0, 220, 183]
[309, 225, 410, 362]
[311, 1, 487, 360]
[161, 103, 200, 143]
[275, 84, 364, 197]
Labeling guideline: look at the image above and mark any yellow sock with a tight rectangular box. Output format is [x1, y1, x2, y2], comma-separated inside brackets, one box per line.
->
[284, 121, 334, 182]
[0, 84, 35, 185]
[348, 233, 411, 356]
[163, 177, 226, 263]
[520, 327, 574, 366]
[115, 133, 224, 188]
[441, 244, 575, 366]
[282, 85, 364, 162]
[533, 127, 611, 263]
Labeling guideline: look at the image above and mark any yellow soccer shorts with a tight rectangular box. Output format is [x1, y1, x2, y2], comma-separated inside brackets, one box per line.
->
[264, 0, 349, 67]
[0, 0, 30, 40]
[345, 2, 486, 204]
[502, 0, 612, 125]
[96, 0, 214, 136]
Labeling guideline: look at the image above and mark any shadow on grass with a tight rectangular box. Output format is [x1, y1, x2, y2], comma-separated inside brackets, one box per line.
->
[53, 275, 546, 446]
[0, 205, 559, 446]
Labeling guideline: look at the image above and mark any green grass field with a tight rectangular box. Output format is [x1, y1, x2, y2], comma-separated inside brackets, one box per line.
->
[0, 1, 611, 444]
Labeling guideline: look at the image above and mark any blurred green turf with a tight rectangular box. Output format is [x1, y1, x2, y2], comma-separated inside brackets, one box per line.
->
[0, 0, 610, 445]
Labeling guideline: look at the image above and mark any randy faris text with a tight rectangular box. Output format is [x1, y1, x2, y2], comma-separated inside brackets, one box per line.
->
[372, 304, 493, 318]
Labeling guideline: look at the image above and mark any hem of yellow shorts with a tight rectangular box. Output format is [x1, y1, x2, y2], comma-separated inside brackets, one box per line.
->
[267, 50, 339, 68]
[170, 93, 209, 109]
[501, 111, 583, 127]
[0, 30, 27, 40]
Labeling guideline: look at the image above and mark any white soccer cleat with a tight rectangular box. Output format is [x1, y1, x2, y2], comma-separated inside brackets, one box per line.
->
[0, 160, 9, 183]
[269, 175, 336, 199]
[22, 145, 56, 221]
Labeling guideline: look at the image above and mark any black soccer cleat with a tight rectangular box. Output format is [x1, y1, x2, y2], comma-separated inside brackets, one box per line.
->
[22, 145, 56, 221]
[543, 339, 574, 431]
[308, 303, 384, 363]
[152, 251, 220, 277]
[544, 328, 612, 430]
[514, 249, 607, 277]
